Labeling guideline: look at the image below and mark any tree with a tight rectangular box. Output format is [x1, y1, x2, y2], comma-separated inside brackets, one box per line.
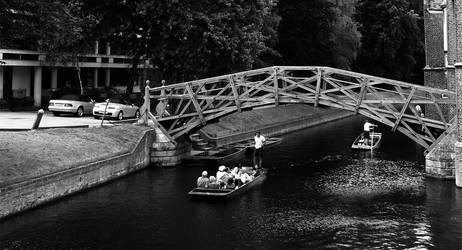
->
[37, 0, 97, 95]
[85, 0, 279, 85]
[0, 0, 97, 94]
[277, 0, 360, 69]
[354, 0, 424, 83]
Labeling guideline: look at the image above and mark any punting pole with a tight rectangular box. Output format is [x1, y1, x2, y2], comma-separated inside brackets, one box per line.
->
[370, 128, 374, 157]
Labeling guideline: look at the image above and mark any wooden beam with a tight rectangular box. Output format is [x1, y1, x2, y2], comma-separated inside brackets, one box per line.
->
[355, 79, 367, 114]
[429, 92, 448, 129]
[314, 68, 322, 107]
[229, 76, 241, 112]
[148, 112, 177, 146]
[392, 87, 416, 131]
[274, 68, 279, 106]
[186, 83, 206, 125]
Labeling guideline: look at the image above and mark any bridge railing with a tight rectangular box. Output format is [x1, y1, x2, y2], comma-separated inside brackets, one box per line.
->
[142, 66, 456, 149]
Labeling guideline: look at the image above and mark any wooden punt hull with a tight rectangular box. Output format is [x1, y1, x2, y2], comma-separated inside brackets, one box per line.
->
[187, 137, 283, 164]
[351, 132, 382, 150]
[188, 169, 266, 199]
[187, 147, 246, 164]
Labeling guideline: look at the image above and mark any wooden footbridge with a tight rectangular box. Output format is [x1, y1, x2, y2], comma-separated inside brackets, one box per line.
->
[141, 66, 455, 150]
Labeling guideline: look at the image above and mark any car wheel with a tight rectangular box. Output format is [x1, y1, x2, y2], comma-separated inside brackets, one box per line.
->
[76, 107, 84, 117]
[117, 111, 124, 120]
[135, 110, 140, 119]
[52, 112, 60, 116]
[93, 115, 100, 119]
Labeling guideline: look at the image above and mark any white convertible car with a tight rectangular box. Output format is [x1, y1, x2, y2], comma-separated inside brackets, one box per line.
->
[48, 94, 95, 117]
[92, 96, 140, 120]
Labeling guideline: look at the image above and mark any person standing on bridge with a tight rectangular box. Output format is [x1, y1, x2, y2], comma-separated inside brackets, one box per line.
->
[363, 120, 377, 145]
[253, 132, 266, 169]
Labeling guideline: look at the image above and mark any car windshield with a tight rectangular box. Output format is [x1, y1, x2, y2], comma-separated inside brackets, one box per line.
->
[108, 97, 126, 104]
[58, 94, 79, 100]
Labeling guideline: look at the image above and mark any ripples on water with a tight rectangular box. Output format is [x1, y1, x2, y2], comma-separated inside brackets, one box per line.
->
[0, 115, 460, 249]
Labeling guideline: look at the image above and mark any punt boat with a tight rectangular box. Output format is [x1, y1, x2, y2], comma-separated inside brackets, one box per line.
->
[188, 168, 266, 199]
[188, 146, 246, 164]
[187, 137, 283, 164]
[351, 131, 382, 150]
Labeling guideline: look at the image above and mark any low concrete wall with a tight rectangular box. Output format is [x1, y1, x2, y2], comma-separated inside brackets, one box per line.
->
[201, 109, 352, 146]
[0, 129, 155, 220]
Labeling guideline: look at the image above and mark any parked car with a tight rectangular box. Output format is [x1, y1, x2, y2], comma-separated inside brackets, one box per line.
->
[92, 95, 141, 120]
[48, 94, 95, 117]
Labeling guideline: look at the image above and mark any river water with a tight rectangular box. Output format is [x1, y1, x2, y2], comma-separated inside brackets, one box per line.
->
[1, 115, 462, 249]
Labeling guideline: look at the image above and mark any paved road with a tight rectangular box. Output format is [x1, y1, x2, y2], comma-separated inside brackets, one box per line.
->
[0, 111, 104, 129]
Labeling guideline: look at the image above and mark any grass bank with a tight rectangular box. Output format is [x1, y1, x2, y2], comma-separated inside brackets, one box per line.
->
[0, 124, 151, 187]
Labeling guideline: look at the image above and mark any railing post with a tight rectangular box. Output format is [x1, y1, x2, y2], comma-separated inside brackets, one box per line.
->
[314, 68, 322, 107]
[274, 67, 279, 106]
[144, 85, 150, 124]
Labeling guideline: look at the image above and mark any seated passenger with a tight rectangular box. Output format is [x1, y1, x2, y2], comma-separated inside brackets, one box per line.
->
[231, 163, 242, 178]
[216, 165, 227, 182]
[239, 172, 254, 184]
[197, 171, 209, 188]
[225, 178, 236, 189]
[208, 176, 220, 189]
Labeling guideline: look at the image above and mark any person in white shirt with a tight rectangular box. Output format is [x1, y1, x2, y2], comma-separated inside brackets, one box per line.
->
[363, 120, 376, 145]
[253, 132, 266, 169]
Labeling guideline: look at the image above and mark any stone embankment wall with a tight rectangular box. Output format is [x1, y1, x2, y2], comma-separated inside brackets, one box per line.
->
[0, 128, 155, 219]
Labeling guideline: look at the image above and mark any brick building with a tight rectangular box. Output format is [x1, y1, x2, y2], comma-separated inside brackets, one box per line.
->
[423, 0, 459, 119]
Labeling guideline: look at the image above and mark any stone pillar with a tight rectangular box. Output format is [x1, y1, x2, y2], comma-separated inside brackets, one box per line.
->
[150, 128, 190, 167]
[93, 68, 98, 88]
[454, 0, 462, 187]
[33, 67, 42, 107]
[51, 67, 58, 89]
[105, 68, 110, 87]
[0, 67, 3, 99]
[447, 0, 457, 65]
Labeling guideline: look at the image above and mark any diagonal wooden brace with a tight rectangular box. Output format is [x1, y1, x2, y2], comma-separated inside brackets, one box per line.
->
[392, 87, 415, 132]
[186, 83, 206, 125]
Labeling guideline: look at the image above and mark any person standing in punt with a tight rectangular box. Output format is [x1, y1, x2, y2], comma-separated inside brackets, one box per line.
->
[253, 132, 266, 169]
[363, 120, 376, 145]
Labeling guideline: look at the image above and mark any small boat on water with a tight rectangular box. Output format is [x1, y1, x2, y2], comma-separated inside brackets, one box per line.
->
[188, 168, 266, 199]
[231, 137, 283, 149]
[351, 132, 382, 150]
[187, 137, 283, 164]
[189, 146, 246, 164]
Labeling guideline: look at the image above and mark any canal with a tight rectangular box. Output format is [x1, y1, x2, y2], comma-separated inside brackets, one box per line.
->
[1, 115, 461, 249]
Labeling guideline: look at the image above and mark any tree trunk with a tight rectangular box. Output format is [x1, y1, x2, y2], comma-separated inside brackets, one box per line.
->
[127, 55, 140, 94]
[76, 61, 84, 95]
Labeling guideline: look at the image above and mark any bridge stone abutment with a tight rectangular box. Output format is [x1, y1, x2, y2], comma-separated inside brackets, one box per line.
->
[150, 127, 190, 167]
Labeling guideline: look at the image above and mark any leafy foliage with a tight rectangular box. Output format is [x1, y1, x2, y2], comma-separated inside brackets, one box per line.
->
[277, 0, 360, 70]
[84, 0, 279, 83]
[354, 0, 424, 83]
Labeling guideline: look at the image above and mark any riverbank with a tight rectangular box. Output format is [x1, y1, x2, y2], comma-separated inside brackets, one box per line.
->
[200, 104, 352, 145]
[0, 124, 154, 219]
